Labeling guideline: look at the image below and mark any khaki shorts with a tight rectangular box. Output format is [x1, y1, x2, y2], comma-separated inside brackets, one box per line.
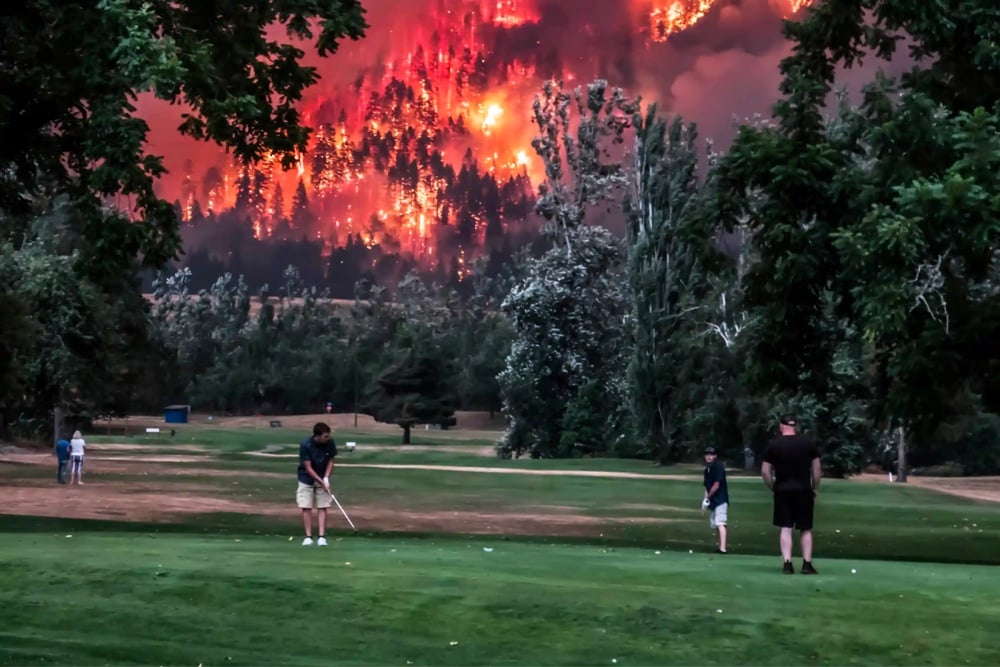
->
[296, 482, 333, 509]
[709, 502, 728, 528]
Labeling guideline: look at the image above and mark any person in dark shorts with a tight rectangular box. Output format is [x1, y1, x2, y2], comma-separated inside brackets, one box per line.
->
[761, 415, 822, 574]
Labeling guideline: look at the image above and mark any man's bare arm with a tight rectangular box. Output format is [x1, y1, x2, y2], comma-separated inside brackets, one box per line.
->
[761, 461, 774, 491]
[811, 457, 822, 493]
[705, 482, 720, 499]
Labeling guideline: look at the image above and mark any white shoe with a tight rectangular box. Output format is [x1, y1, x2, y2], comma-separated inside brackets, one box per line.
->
[302, 537, 314, 546]
[317, 537, 328, 547]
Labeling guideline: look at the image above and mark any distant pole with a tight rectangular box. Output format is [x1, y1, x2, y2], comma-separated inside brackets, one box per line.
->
[353, 358, 359, 428]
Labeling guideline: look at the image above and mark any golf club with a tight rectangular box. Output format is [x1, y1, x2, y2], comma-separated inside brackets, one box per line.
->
[330, 490, 358, 532]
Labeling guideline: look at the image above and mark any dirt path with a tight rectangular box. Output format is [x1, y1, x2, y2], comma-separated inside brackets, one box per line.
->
[0, 484, 269, 522]
[908, 477, 1000, 503]
[244, 454, 699, 480]
[9, 448, 1000, 493]
[257, 443, 497, 457]
[337, 463, 700, 480]
[851, 473, 1000, 503]
[0, 481, 680, 536]
[0, 452, 682, 535]
[87, 444, 210, 453]
[113, 411, 505, 440]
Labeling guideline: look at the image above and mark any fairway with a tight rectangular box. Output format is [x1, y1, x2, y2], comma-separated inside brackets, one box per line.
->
[2, 421, 1000, 665]
[1, 532, 998, 666]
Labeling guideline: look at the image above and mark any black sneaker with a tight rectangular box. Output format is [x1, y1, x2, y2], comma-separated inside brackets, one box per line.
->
[801, 561, 818, 575]
[783, 561, 795, 574]
[716, 548, 728, 554]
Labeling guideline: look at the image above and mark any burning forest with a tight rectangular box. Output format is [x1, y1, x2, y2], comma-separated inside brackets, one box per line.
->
[161, 0, 815, 290]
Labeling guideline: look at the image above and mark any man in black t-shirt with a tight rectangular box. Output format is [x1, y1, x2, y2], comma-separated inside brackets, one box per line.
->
[761, 415, 822, 574]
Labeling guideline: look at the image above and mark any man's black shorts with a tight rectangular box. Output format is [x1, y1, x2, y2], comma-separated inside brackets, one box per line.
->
[773, 489, 815, 530]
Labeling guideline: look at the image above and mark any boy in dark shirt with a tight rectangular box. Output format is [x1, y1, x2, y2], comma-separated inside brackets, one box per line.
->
[296, 422, 338, 546]
[702, 446, 729, 554]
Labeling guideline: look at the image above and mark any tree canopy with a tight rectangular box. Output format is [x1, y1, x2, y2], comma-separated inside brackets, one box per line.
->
[1, 0, 367, 266]
[0, 0, 367, 437]
[718, 0, 1000, 477]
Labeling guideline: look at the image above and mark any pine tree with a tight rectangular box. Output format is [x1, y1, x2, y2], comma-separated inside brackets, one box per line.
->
[234, 164, 253, 211]
[270, 182, 285, 222]
[290, 178, 311, 230]
[310, 123, 336, 197]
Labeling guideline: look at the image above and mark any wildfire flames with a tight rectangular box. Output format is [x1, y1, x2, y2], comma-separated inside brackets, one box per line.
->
[648, 0, 815, 41]
[786, 0, 814, 13]
[649, 1, 715, 42]
[173, 0, 817, 267]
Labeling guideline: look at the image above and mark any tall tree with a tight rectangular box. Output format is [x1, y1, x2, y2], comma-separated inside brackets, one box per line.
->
[498, 226, 629, 458]
[0, 193, 158, 437]
[291, 178, 311, 230]
[1, 0, 368, 267]
[0, 285, 39, 432]
[718, 0, 1000, 479]
[270, 182, 286, 224]
[1, 1, 367, 436]
[310, 123, 337, 197]
[625, 109, 715, 462]
[531, 79, 641, 252]
[498, 80, 640, 458]
[364, 353, 457, 444]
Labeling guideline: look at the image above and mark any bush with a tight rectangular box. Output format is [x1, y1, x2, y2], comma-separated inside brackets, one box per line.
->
[822, 441, 868, 478]
[955, 412, 1000, 476]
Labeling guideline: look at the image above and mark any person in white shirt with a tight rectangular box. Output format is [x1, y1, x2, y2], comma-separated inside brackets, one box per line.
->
[69, 430, 86, 485]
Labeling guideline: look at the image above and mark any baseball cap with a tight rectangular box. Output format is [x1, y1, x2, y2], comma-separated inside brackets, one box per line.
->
[704, 446, 717, 455]
[779, 414, 797, 427]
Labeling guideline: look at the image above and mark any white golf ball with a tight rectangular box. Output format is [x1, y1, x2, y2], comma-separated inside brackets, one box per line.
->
[851, 568, 857, 574]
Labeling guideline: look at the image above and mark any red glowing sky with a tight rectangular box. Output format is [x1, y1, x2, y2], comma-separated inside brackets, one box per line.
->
[142, 0, 831, 203]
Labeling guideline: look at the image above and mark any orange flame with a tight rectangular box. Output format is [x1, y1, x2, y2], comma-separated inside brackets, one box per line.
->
[648, 0, 815, 42]
[648, 0, 715, 42]
[493, 0, 537, 27]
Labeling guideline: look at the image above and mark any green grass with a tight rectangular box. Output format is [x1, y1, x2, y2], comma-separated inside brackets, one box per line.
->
[4, 425, 1000, 665]
[94, 427, 501, 451]
[0, 531, 997, 666]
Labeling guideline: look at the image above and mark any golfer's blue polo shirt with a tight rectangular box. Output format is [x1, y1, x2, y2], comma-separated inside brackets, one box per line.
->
[297, 437, 337, 484]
